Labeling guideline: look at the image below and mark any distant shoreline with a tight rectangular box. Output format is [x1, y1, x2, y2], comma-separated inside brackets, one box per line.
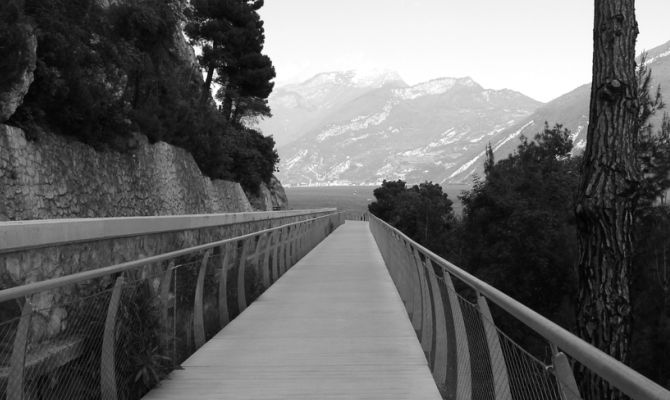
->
[284, 184, 469, 216]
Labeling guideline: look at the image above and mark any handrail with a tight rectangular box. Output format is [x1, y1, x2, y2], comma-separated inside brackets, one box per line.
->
[0, 209, 337, 253]
[0, 212, 341, 303]
[369, 213, 669, 400]
[0, 209, 345, 400]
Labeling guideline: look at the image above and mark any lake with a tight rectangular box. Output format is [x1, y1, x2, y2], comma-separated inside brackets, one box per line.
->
[284, 185, 471, 216]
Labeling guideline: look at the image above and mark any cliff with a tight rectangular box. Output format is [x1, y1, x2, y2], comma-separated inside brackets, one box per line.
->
[0, 124, 288, 221]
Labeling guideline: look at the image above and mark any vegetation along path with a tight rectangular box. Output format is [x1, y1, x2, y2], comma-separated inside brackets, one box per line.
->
[142, 221, 441, 399]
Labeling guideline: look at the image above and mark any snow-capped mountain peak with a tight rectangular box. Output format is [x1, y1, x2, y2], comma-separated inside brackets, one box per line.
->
[350, 69, 406, 88]
[266, 39, 670, 187]
[394, 77, 482, 100]
[294, 69, 405, 91]
[271, 73, 542, 186]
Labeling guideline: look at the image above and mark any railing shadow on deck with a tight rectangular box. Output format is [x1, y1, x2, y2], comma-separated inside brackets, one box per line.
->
[369, 213, 670, 400]
[0, 211, 344, 400]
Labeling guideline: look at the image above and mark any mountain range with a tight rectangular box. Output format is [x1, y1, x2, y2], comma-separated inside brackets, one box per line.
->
[259, 40, 670, 187]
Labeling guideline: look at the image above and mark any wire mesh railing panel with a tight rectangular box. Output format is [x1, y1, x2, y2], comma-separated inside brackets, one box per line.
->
[19, 286, 114, 400]
[114, 275, 172, 400]
[0, 316, 21, 400]
[368, 214, 670, 400]
[459, 297, 496, 400]
[172, 258, 201, 364]
[203, 252, 224, 341]
[497, 332, 561, 400]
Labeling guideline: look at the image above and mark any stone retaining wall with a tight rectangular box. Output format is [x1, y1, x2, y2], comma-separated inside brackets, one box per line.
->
[0, 124, 290, 221]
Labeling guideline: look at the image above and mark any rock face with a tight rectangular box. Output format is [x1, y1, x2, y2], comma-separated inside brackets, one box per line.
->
[0, 23, 37, 123]
[0, 124, 260, 220]
[245, 176, 289, 211]
[268, 176, 289, 209]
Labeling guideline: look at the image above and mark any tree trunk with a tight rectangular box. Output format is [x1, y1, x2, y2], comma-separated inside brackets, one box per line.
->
[131, 71, 142, 109]
[201, 65, 215, 104]
[231, 100, 241, 126]
[222, 94, 234, 122]
[575, 1, 639, 399]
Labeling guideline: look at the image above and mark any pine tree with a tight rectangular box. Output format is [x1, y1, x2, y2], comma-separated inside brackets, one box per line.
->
[186, 0, 275, 123]
[483, 142, 495, 175]
[575, 1, 640, 398]
[185, 0, 238, 102]
[636, 55, 669, 208]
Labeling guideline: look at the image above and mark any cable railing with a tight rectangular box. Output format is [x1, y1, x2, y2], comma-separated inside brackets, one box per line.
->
[0, 211, 344, 400]
[369, 213, 670, 400]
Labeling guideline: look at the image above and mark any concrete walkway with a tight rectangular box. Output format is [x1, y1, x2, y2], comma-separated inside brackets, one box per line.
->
[143, 221, 441, 399]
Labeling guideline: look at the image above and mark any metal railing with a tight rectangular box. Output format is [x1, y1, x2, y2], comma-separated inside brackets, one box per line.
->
[341, 210, 369, 222]
[369, 214, 670, 400]
[0, 211, 344, 400]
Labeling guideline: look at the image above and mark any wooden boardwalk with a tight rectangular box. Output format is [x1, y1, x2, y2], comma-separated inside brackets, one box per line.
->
[143, 221, 441, 400]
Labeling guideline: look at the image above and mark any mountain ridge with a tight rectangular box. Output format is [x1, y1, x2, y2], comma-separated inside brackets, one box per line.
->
[265, 39, 670, 187]
[269, 74, 541, 186]
[446, 40, 670, 183]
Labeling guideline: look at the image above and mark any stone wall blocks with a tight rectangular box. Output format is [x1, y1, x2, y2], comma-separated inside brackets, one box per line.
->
[5, 255, 22, 283]
[48, 307, 67, 336]
[30, 314, 49, 343]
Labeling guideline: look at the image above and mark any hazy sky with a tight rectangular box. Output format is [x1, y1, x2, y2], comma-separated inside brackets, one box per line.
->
[259, 1, 670, 102]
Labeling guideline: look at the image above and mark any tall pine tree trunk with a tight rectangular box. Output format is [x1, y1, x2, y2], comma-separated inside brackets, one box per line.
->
[201, 65, 215, 104]
[576, 1, 640, 399]
[222, 93, 234, 121]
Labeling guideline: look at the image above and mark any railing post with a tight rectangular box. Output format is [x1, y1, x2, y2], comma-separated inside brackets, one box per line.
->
[160, 261, 174, 352]
[413, 249, 432, 358]
[389, 232, 405, 302]
[285, 226, 292, 267]
[302, 222, 310, 256]
[551, 345, 583, 400]
[8, 300, 32, 400]
[307, 220, 314, 253]
[404, 241, 422, 333]
[290, 224, 298, 265]
[194, 249, 212, 348]
[237, 238, 251, 312]
[253, 232, 265, 269]
[391, 233, 407, 304]
[397, 236, 409, 305]
[101, 276, 125, 400]
[293, 224, 303, 265]
[283, 226, 291, 275]
[251, 233, 265, 294]
[278, 227, 287, 276]
[290, 225, 298, 265]
[271, 230, 280, 282]
[262, 232, 272, 288]
[477, 293, 513, 400]
[219, 244, 232, 327]
[296, 223, 304, 260]
[426, 259, 449, 389]
[297, 222, 304, 261]
[444, 272, 472, 400]
[305, 220, 313, 253]
[281, 227, 289, 274]
[421, 257, 437, 366]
